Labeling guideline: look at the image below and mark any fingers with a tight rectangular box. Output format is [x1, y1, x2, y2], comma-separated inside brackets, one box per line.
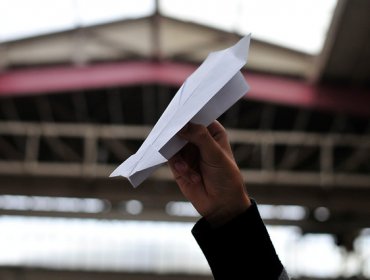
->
[168, 155, 200, 185]
[179, 122, 231, 165]
[168, 154, 205, 199]
[207, 121, 234, 158]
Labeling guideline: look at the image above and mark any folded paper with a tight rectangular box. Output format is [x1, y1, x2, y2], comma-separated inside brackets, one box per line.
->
[110, 34, 251, 187]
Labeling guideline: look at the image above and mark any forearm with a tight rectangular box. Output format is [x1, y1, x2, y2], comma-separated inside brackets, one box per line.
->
[192, 200, 289, 279]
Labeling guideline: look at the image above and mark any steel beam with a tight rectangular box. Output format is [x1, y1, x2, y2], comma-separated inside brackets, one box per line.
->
[0, 121, 370, 188]
[0, 172, 370, 213]
[0, 267, 213, 280]
[0, 266, 362, 280]
[1, 62, 370, 116]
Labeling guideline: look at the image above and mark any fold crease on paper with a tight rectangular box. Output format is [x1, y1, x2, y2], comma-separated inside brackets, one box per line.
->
[110, 34, 252, 187]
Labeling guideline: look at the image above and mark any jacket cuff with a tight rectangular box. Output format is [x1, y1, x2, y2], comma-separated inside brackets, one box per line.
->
[192, 199, 284, 279]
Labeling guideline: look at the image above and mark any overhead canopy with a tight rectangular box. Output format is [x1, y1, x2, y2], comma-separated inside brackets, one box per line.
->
[0, 0, 369, 85]
[0, 0, 369, 117]
[0, 15, 312, 77]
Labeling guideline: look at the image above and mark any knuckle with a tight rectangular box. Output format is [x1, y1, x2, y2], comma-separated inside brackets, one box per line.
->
[192, 125, 209, 140]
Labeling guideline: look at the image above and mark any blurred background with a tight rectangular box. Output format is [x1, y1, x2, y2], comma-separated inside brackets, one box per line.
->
[0, 0, 369, 279]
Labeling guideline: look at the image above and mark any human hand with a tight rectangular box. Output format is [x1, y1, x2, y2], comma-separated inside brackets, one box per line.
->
[168, 121, 251, 227]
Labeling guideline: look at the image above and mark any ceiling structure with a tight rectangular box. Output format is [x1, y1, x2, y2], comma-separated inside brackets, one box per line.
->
[0, 15, 313, 76]
[0, 0, 369, 279]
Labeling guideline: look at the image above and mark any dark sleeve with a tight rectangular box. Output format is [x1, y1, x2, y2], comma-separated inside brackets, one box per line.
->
[192, 200, 287, 279]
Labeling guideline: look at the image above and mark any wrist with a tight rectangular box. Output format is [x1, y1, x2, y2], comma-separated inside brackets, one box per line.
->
[205, 194, 251, 228]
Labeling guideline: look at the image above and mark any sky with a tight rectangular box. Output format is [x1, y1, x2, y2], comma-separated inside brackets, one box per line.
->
[0, 0, 337, 54]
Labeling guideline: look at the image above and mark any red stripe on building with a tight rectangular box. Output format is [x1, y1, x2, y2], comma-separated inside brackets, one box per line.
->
[1, 61, 369, 116]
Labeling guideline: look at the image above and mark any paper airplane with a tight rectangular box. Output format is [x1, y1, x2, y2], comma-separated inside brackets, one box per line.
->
[110, 34, 251, 187]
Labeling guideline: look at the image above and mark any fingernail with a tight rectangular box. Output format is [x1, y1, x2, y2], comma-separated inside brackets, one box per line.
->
[174, 161, 186, 173]
[191, 174, 201, 184]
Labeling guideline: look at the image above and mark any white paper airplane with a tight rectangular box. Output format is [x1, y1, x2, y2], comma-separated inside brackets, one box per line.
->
[110, 34, 251, 187]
